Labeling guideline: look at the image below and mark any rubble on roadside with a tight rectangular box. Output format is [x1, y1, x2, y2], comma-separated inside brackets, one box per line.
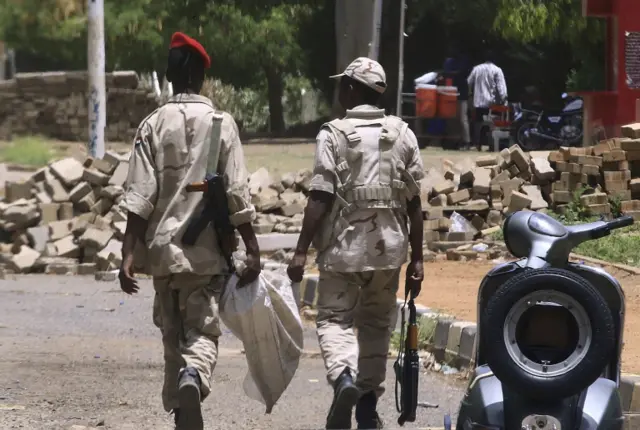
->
[420, 144, 555, 248]
[6, 121, 640, 275]
[0, 154, 310, 275]
[421, 123, 640, 258]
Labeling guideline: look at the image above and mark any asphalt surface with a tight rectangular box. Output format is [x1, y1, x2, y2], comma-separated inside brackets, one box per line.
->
[0, 275, 465, 429]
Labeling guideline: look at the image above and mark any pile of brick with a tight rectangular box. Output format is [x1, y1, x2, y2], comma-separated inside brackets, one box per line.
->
[0, 159, 312, 275]
[249, 167, 309, 234]
[547, 123, 640, 219]
[421, 144, 555, 244]
[0, 153, 132, 275]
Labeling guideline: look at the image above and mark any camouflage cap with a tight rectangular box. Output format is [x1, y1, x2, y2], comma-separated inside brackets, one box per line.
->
[330, 57, 387, 94]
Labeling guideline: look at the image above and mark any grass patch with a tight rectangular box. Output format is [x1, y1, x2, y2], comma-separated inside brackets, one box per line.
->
[574, 223, 640, 267]
[390, 316, 437, 351]
[0, 136, 59, 166]
[487, 206, 640, 267]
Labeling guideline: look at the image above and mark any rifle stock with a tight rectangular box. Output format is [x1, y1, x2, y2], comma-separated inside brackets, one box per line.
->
[182, 174, 236, 271]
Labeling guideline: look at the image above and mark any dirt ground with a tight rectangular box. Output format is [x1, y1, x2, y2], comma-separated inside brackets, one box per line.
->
[397, 259, 640, 374]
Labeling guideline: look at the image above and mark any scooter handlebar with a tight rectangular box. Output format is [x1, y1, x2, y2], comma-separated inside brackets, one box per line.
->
[607, 215, 634, 231]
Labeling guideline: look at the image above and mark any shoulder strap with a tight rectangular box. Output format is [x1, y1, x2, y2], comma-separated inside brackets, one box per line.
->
[207, 110, 225, 175]
[326, 118, 361, 145]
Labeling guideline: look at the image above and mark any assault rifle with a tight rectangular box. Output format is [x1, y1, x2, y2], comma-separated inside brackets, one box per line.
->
[182, 174, 235, 271]
[394, 284, 420, 426]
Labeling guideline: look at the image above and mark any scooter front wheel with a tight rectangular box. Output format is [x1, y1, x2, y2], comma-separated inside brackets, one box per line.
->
[481, 268, 615, 400]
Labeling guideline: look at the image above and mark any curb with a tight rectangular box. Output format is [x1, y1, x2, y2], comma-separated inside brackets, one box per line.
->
[296, 275, 640, 417]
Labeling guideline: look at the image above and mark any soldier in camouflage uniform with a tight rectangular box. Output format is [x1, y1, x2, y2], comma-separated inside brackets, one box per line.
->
[287, 57, 425, 429]
[119, 32, 261, 430]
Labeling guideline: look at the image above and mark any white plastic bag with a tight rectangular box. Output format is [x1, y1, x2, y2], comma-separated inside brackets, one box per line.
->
[449, 211, 478, 235]
[219, 269, 304, 413]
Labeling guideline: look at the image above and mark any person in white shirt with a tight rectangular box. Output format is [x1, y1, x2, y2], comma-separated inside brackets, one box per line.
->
[467, 50, 508, 150]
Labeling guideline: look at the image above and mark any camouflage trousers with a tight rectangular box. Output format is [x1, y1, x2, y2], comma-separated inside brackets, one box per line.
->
[316, 268, 400, 398]
[152, 273, 227, 412]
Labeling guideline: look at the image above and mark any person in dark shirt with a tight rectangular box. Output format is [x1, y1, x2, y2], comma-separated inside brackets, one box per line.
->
[441, 53, 472, 150]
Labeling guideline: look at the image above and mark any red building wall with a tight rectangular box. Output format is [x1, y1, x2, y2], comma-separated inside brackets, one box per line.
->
[582, 0, 640, 141]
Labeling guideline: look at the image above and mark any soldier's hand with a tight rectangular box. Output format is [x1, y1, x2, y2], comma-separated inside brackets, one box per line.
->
[405, 260, 424, 299]
[237, 250, 261, 287]
[287, 252, 307, 283]
[119, 254, 139, 295]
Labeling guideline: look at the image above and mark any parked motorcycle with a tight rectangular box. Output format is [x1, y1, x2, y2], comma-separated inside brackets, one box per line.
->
[511, 93, 583, 151]
[456, 210, 633, 430]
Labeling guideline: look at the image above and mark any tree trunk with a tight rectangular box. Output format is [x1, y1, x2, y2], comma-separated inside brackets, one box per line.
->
[265, 68, 286, 133]
[378, 0, 401, 114]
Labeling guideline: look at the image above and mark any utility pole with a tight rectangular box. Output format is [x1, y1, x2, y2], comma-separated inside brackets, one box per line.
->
[395, 0, 406, 117]
[369, 0, 383, 61]
[87, 0, 106, 159]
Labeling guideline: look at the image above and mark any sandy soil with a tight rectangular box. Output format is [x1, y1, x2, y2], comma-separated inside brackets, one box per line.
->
[397, 259, 640, 373]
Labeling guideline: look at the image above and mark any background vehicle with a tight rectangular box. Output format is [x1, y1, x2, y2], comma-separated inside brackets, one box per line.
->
[457, 211, 633, 430]
[511, 93, 583, 151]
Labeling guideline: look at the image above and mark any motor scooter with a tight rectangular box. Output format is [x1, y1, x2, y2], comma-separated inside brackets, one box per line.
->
[456, 210, 633, 430]
[511, 93, 583, 151]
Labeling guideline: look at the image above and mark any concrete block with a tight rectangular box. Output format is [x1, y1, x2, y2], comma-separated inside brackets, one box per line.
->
[26, 225, 49, 253]
[472, 168, 491, 195]
[59, 202, 73, 220]
[96, 239, 123, 271]
[476, 155, 498, 167]
[77, 263, 97, 275]
[432, 316, 455, 362]
[95, 271, 117, 282]
[90, 198, 113, 216]
[624, 413, 640, 429]
[53, 235, 80, 258]
[49, 220, 72, 241]
[457, 324, 477, 368]
[5, 180, 34, 202]
[69, 181, 93, 203]
[521, 185, 548, 210]
[79, 227, 114, 250]
[509, 145, 529, 172]
[531, 157, 555, 181]
[76, 191, 96, 212]
[45, 261, 78, 275]
[429, 194, 448, 206]
[445, 321, 475, 362]
[43, 168, 70, 203]
[39, 203, 60, 224]
[49, 157, 84, 187]
[108, 161, 129, 187]
[621, 374, 640, 412]
[100, 185, 124, 200]
[433, 180, 456, 195]
[447, 188, 471, 205]
[9, 246, 41, 273]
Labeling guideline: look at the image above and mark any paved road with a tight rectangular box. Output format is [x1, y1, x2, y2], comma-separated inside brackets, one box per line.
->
[0, 275, 464, 429]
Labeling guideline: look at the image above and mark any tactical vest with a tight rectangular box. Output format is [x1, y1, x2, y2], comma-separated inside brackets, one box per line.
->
[312, 114, 421, 253]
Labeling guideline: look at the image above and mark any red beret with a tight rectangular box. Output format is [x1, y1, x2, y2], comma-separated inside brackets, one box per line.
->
[169, 32, 211, 69]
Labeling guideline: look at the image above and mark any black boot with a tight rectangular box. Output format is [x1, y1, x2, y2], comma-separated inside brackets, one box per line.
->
[326, 368, 360, 429]
[355, 391, 383, 429]
[175, 366, 204, 430]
